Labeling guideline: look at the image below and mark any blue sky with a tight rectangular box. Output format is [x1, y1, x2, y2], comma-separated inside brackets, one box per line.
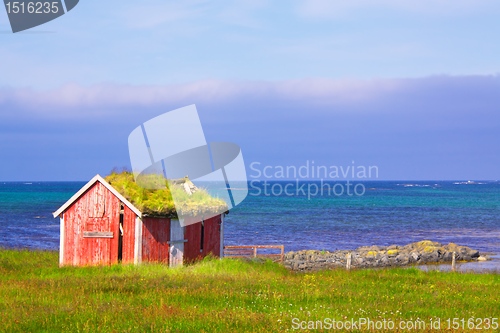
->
[0, 0, 499, 180]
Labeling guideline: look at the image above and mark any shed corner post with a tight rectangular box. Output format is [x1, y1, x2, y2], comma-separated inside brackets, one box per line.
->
[134, 216, 143, 265]
[220, 214, 224, 259]
[59, 214, 65, 267]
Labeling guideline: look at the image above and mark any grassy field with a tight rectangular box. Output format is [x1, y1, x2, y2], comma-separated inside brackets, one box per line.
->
[0, 249, 499, 332]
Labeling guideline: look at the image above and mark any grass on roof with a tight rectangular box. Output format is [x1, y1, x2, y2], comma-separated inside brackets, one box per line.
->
[105, 171, 228, 218]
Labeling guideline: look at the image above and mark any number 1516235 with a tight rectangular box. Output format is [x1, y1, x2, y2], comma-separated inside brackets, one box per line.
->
[5, 2, 59, 14]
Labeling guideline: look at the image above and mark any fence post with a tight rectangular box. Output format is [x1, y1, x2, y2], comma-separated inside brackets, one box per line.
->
[452, 251, 456, 272]
[346, 252, 352, 270]
[253, 246, 257, 258]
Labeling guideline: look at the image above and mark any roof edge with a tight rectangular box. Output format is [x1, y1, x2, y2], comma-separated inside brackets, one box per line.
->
[52, 174, 142, 218]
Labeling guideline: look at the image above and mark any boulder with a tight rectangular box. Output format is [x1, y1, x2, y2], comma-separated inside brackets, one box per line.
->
[395, 253, 410, 265]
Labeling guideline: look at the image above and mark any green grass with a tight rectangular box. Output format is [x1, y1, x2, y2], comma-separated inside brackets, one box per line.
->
[0, 249, 499, 332]
[105, 171, 227, 217]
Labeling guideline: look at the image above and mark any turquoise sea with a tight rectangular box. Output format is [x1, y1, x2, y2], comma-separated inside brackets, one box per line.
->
[1, 180, 499, 263]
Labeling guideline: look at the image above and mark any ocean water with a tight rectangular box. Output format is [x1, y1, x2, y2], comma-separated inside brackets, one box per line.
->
[0, 182, 78, 250]
[224, 181, 500, 257]
[1, 181, 499, 258]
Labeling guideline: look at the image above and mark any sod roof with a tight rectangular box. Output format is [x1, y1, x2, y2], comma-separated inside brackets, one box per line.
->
[105, 171, 228, 218]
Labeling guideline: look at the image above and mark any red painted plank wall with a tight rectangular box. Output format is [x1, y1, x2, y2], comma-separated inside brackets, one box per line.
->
[121, 205, 136, 264]
[62, 182, 120, 266]
[184, 215, 222, 263]
[204, 215, 222, 257]
[141, 217, 170, 264]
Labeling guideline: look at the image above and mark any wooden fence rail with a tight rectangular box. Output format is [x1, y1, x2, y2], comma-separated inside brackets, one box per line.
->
[223, 245, 285, 263]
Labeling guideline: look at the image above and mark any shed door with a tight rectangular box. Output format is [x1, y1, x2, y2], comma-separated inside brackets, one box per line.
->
[82, 182, 117, 265]
[169, 219, 185, 267]
[83, 217, 113, 265]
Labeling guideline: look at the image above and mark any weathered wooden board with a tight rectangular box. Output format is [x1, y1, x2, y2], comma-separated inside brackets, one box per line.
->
[141, 217, 170, 264]
[167, 239, 187, 244]
[223, 245, 285, 262]
[83, 231, 113, 238]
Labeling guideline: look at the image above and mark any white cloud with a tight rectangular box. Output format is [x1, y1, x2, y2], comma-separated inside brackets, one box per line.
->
[1, 75, 499, 122]
[0, 78, 403, 116]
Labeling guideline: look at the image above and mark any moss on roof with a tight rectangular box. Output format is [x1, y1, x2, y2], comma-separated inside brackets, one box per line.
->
[105, 171, 228, 218]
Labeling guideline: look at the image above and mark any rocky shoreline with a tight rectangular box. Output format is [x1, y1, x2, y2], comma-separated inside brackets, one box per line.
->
[284, 240, 489, 271]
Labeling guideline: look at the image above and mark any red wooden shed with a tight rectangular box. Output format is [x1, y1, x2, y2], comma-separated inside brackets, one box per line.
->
[52, 174, 224, 267]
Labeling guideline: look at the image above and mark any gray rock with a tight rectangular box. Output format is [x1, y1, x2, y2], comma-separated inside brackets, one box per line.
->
[396, 253, 410, 265]
[282, 240, 482, 272]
